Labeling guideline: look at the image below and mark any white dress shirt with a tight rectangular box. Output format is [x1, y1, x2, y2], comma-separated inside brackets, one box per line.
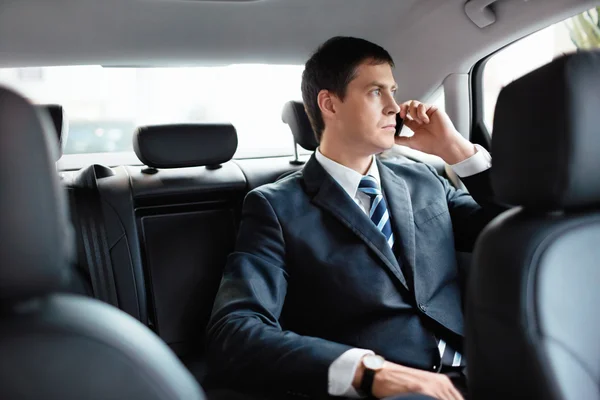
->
[314, 145, 491, 397]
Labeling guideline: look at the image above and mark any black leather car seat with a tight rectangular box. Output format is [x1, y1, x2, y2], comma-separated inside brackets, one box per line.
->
[466, 50, 600, 400]
[0, 85, 205, 400]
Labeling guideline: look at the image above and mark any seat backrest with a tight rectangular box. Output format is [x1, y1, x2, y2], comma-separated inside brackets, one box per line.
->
[281, 100, 319, 152]
[132, 124, 246, 381]
[59, 119, 302, 386]
[466, 50, 600, 400]
[0, 86, 204, 400]
[63, 163, 149, 322]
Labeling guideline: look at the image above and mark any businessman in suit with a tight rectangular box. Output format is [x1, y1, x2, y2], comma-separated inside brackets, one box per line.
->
[206, 37, 501, 400]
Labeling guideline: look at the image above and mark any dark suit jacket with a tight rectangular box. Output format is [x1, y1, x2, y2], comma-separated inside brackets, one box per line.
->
[206, 155, 502, 398]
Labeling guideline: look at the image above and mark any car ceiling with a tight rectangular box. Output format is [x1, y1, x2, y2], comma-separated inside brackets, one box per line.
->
[0, 0, 597, 99]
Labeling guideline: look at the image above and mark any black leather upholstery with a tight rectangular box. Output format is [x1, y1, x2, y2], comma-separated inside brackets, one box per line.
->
[129, 162, 246, 203]
[64, 164, 149, 322]
[133, 124, 238, 168]
[61, 119, 300, 386]
[38, 104, 67, 159]
[127, 162, 247, 383]
[0, 85, 205, 399]
[235, 157, 304, 190]
[282, 100, 318, 151]
[492, 49, 600, 210]
[0, 295, 204, 400]
[0, 87, 73, 301]
[466, 51, 600, 400]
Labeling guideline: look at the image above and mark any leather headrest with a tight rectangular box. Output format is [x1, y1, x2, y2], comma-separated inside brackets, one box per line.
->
[37, 105, 67, 160]
[492, 50, 600, 210]
[282, 101, 318, 151]
[133, 124, 238, 169]
[0, 87, 73, 302]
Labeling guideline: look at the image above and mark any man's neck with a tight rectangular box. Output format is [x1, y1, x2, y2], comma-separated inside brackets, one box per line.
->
[319, 140, 373, 176]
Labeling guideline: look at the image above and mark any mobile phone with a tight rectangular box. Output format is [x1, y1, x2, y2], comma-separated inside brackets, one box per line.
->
[394, 113, 404, 136]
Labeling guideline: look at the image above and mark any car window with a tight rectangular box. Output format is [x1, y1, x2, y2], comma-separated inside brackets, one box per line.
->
[481, 6, 599, 134]
[0, 65, 304, 159]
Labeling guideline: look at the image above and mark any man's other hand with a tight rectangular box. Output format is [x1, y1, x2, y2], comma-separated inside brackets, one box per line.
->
[395, 100, 475, 165]
[353, 358, 464, 400]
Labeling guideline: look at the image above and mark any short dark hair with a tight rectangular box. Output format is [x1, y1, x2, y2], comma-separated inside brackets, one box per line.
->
[301, 36, 394, 142]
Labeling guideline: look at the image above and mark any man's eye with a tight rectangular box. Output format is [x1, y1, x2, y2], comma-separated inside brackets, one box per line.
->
[372, 89, 381, 96]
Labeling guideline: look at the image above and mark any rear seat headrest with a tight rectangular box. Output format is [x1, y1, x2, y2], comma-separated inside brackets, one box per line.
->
[133, 124, 238, 169]
[492, 49, 600, 210]
[282, 101, 319, 151]
[0, 87, 73, 301]
[37, 104, 67, 160]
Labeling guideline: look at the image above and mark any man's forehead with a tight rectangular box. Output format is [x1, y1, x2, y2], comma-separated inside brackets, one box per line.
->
[351, 62, 396, 86]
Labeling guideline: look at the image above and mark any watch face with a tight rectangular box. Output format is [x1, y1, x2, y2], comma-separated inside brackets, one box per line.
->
[363, 355, 385, 370]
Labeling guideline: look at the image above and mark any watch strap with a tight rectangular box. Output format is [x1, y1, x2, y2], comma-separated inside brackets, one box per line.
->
[359, 366, 376, 396]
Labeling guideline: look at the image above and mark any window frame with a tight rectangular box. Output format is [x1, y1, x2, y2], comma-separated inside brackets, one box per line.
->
[469, 53, 493, 152]
[470, 7, 596, 151]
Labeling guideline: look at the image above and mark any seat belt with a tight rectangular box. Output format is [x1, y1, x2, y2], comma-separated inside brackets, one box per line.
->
[68, 164, 119, 307]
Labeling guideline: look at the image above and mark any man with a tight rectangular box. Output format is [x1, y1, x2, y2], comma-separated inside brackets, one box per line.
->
[206, 37, 501, 400]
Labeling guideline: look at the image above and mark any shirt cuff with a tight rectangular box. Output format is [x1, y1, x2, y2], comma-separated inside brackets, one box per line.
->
[328, 348, 374, 398]
[450, 144, 492, 178]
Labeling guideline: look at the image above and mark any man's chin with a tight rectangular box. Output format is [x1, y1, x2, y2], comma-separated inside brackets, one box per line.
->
[358, 137, 396, 156]
[369, 148, 394, 157]
[375, 139, 396, 153]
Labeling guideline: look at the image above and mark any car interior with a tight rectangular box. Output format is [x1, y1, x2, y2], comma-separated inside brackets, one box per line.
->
[0, 0, 599, 399]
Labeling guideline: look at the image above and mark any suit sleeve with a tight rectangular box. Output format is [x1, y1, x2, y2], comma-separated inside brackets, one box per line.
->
[426, 164, 507, 252]
[206, 189, 352, 396]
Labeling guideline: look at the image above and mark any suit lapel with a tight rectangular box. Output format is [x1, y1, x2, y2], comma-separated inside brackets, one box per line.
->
[303, 155, 408, 290]
[377, 160, 417, 282]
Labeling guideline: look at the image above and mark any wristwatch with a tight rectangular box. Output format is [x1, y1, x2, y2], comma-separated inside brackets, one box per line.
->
[359, 354, 385, 396]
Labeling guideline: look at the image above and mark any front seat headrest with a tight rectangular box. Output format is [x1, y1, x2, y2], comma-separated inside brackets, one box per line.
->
[492, 49, 600, 210]
[0, 87, 73, 302]
[282, 101, 319, 151]
[37, 104, 67, 160]
[133, 123, 238, 169]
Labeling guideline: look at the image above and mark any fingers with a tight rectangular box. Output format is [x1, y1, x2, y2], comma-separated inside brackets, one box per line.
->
[440, 375, 464, 400]
[417, 103, 430, 124]
[401, 118, 421, 133]
[443, 386, 464, 400]
[409, 101, 418, 122]
[399, 102, 408, 119]
[399, 100, 431, 124]
[399, 101, 412, 120]
[449, 386, 465, 400]
[421, 374, 463, 400]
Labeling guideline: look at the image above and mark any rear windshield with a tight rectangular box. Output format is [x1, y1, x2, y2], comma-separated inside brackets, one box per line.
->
[0, 65, 305, 160]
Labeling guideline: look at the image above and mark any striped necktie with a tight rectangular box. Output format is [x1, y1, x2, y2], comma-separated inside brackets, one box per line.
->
[357, 175, 394, 248]
[358, 175, 465, 369]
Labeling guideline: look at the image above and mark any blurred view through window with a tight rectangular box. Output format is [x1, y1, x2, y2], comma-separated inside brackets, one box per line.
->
[482, 7, 600, 133]
[0, 65, 304, 158]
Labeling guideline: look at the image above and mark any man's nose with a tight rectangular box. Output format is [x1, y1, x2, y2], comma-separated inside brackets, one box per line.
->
[385, 97, 401, 115]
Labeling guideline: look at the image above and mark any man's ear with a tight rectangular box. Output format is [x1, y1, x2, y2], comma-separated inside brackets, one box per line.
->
[317, 90, 336, 120]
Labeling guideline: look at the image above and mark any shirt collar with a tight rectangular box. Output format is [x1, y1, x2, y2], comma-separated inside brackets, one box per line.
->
[315, 148, 381, 200]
